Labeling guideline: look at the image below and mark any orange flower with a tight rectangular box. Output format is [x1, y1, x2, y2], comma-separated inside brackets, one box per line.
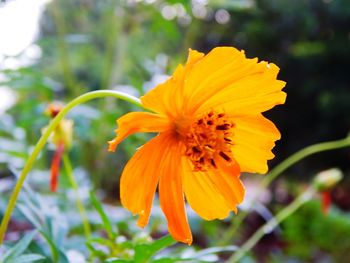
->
[43, 103, 73, 192]
[108, 47, 286, 244]
[50, 141, 65, 192]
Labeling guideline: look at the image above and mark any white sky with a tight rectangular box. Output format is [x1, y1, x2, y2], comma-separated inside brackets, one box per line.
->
[0, 0, 51, 113]
[0, 0, 50, 57]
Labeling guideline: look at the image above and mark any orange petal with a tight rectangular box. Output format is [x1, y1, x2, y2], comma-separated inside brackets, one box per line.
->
[183, 47, 247, 113]
[321, 191, 331, 215]
[158, 140, 193, 245]
[141, 49, 204, 117]
[108, 112, 170, 152]
[171, 47, 286, 115]
[182, 158, 245, 220]
[231, 114, 281, 174]
[197, 62, 286, 115]
[120, 133, 173, 228]
[213, 157, 245, 209]
[50, 142, 65, 192]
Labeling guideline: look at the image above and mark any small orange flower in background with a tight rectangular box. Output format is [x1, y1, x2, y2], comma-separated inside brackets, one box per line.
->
[313, 168, 343, 215]
[108, 47, 286, 244]
[43, 103, 73, 192]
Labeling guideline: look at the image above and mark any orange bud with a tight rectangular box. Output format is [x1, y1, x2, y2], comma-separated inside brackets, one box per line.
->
[50, 142, 65, 192]
[45, 102, 64, 118]
[321, 191, 331, 215]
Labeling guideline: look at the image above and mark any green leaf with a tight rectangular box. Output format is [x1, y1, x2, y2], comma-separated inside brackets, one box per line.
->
[105, 259, 132, 263]
[86, 242, 109, 258]
[134, 235, 177, 263]
[17, 184, 69, 263]
[151, 259, 189, 263]
[2, 231, 37, 263]
[12, 254, 46, 263]
[151, 245, 238, 263]
[89, 191, 115, 239]
[193, 245, 238, 258]
[88, 237, 113, 247]
[17, 204, 43, 230]
[0, 149, 28, 159]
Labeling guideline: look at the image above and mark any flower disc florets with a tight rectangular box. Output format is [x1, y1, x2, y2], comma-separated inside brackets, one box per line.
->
[184, 111, 234, 171]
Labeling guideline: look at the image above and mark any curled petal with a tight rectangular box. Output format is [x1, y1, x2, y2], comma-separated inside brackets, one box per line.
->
[158, 140, 193, 244]
[120, 133, 174, 227]
[108, 112, 170, 152]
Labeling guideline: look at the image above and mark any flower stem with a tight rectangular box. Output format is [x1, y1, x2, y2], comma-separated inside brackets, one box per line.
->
[0, 90, 142, 244]
[261, 135, 350, 189]
[221, 135, 350, 245]
[62, 153, 91, 239]
[227, 188, 315, 263]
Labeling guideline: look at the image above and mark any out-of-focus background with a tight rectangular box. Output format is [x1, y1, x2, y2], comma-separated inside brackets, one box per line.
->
[0, 0, 350, 262]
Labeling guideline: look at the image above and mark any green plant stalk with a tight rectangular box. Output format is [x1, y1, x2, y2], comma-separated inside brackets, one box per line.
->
[261, 135, 350, 188]
[0, 90, 142, 245]
[221, 135, 350, 245]
[94, 10, 128, 189]
[50, 0, 78, 97]
[227, 188, 315, 263]
[100, 0, 119, 91]
[62, 153, 91, 239]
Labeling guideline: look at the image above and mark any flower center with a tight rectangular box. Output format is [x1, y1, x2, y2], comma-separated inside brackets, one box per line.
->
[183, 111, 234, 171]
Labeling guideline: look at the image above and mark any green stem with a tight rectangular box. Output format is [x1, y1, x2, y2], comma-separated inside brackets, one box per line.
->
[0, 90, 142, 244]
[221, 135, 350, 245]
[227, 188, 315, 263]
[62, 153, 91, 239]
[261, 136, 350, 188]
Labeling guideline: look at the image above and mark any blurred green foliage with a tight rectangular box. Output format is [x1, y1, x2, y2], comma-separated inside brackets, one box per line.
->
[282, 201, 350, 262]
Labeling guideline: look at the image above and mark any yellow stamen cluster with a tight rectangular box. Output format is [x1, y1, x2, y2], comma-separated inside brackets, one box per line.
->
[184, 111, 234, 171]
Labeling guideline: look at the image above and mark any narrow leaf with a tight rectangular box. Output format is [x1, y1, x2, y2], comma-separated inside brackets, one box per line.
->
[134, 235, 177, 262]
[105, 260, 132, 263]
[89, 191, 114, 239]
[11, 254, 45, 263]
[2, 231, 37, 263]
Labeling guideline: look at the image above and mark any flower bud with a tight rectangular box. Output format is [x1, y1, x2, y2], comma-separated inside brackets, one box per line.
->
[45, 102, 64, 118]
[313, 168, 343, 192]
[42, 103, 73, 149]
[52, 119, 74, 149]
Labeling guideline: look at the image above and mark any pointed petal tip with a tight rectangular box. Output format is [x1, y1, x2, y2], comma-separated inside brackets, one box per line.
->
[136, 209, 151, 228]
[136, 218, 147, 228]
[186, 237, 193, 246]
[107, 139, 117, 152]
[187, 48, 205, 64]
[232, 207, 238, 215]
[172, 233, 193, 245]
[259, 166, 269, 175]
[281, 91, 287, 102]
